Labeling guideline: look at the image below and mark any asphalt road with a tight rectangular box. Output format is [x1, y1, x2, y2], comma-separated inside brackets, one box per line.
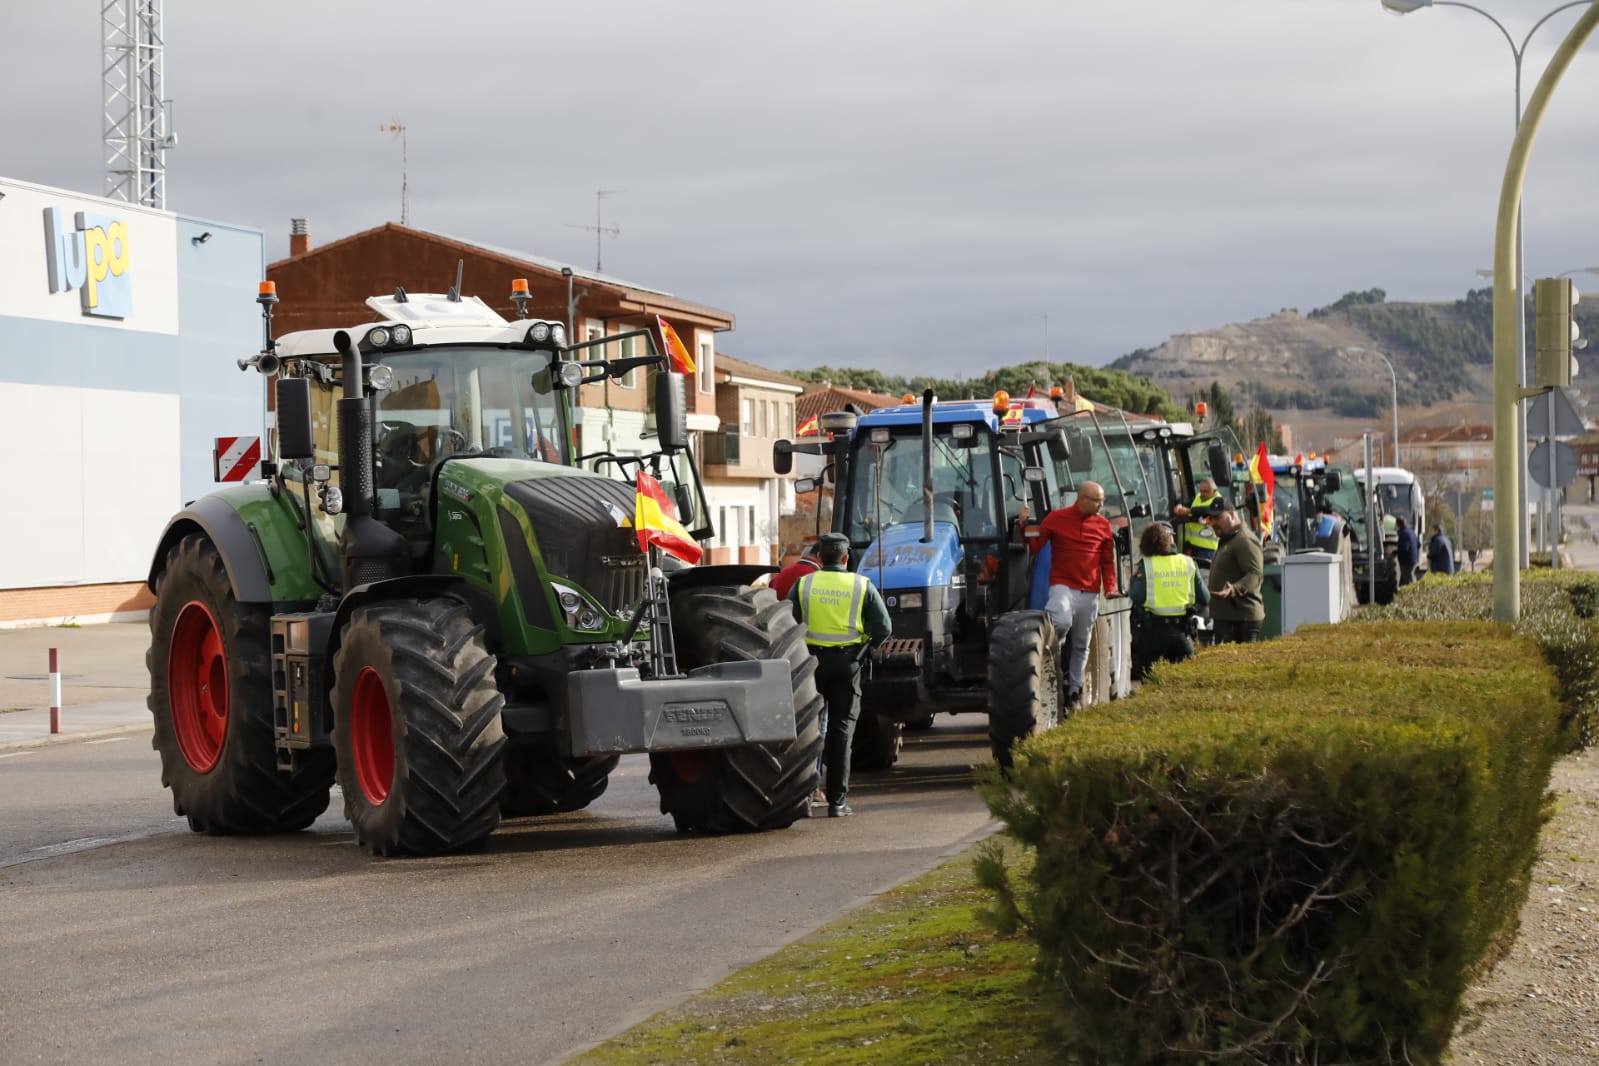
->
[0, 715, 998, 1065]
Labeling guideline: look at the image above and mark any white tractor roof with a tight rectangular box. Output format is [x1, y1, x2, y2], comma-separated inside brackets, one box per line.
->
[270, 293, 562, 359]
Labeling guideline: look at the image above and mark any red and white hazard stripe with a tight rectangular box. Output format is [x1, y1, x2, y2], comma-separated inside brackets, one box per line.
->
[213, 436, 263, 482]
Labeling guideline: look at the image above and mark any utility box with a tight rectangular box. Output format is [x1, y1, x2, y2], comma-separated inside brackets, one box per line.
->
[1260, 560, 1284, 640]
[1281, 551, 1345, 635]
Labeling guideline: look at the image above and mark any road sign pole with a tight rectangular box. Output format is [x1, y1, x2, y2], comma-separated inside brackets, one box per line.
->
[1550, 391, 1561, 569]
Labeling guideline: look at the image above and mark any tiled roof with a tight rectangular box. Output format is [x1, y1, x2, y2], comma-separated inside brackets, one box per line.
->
[713, 353, 809, 390]
[794, 386, 903, 426]
[1401, 424, 1493, 444]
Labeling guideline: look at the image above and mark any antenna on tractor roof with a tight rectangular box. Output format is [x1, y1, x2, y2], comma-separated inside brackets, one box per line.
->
[393, 286, 408, 303]
[447, 259, 464, 302]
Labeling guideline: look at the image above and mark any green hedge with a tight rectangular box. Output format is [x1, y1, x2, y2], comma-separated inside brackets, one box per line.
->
[1369, 569, 1599, 751]
[978, 622, 1562, 1066]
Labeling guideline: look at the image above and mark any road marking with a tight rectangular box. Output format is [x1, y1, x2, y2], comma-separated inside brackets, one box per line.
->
[0, 820, 187, 870]
[84, 737, 129, 745]
[0, 751, 35, 759]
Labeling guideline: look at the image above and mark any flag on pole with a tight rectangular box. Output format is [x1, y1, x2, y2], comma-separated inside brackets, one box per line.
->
[635, 470, 702, 564]
[657, 316, 697, 375]
[1248, 442, 1276, 539]
[1025, 384, 1036, 399]
[796, 414, 820, 437]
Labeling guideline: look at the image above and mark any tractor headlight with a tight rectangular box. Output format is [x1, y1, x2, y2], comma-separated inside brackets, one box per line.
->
[897, 592, 923, 610]
[390, 324, 412, 346]
[557, 361, 584, 388]
[550, 323, 566, 347]
[529, 322, 552, 343]
[551, 582, 606, 632]
[367, 364, 394, 390]
[368, 327, 391, 348]
[320, 485, 343, 515]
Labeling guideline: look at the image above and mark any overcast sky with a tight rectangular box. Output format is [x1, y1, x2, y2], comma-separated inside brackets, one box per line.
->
[7, 1, 1599, 379]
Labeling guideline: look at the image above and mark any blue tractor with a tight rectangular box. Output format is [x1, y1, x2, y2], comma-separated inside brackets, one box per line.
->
[775, 391, 1161, 768]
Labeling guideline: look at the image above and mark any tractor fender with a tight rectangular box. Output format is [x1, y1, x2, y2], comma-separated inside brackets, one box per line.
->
[148, 495, 276, 603]
[324, 575, 500, 670]
[666, 563, 778, 592]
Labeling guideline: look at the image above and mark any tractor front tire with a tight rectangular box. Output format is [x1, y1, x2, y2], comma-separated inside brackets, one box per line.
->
[987, 610, 1062, 771]
[501, 747, 620, 817]
[649, 585, 822, 833]
[147, 534, 334, 833]
[850, 706, 904, 771]
[332, 598, 507, 856]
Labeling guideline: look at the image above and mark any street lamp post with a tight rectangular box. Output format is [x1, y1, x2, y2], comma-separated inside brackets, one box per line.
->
[1342, 347, 1400, 467]
[1381, 0, 1593, 570]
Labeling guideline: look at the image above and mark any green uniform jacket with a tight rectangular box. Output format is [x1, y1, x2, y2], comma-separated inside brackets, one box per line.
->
[1208, 528, 1265, 623]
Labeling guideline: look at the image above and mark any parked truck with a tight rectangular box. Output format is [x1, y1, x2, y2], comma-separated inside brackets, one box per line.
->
[145, 283, 821, 856]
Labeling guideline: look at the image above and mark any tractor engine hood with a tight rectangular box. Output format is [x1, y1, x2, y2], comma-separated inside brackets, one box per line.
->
[501, 474, 645, 617]
[855, 521, 963, 591]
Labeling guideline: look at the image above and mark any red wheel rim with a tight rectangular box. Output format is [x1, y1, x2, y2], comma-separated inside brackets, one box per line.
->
[669, 751, 710, 785]
[168, 601, 229, 773]
[351, 667, 395, 805]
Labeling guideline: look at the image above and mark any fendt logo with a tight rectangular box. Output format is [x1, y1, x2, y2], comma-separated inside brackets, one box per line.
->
[42, 207, 133, 319]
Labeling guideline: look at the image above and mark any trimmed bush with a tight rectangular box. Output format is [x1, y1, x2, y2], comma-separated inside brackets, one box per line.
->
[978, 622, 1562, 1066]
[1369, 569, 1599, 751]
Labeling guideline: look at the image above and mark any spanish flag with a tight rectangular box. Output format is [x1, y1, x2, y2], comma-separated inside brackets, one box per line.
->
[657, 316, 697, 375]
[796, 414, 820, 437]
[635, 470, 702, 564]
[1248, 442, 1276, 540]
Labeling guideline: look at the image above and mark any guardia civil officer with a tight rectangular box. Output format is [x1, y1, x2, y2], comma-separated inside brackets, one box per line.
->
[786, 532, 891, 818]
[1170, 477, 1223, 563]
[1129, 522, 1209, 677]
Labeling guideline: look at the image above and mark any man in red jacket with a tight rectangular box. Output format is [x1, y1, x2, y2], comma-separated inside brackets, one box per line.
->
[771, 542, 823, 600]
[1019, 481, 1118, 707]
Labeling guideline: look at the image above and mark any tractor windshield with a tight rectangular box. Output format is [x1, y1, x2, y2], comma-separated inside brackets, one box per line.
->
[372, 346, 567, 481]
[844, 425, 1019, 544]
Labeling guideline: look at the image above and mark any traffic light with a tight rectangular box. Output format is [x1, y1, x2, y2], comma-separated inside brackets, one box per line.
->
[1533, 277, 1582, 387]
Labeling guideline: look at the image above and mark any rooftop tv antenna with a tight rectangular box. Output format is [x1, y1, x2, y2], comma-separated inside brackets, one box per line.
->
[567, 188, 622, 272]
[380, 121, 409, 225]
[103, 0, 176, 208]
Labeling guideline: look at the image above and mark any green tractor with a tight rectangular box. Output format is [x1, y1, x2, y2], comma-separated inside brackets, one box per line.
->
[145, 284, 821, 855]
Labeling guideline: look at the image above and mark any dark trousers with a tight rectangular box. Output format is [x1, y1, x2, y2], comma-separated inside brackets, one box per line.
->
[1215, 619, 1261, 644]
[1133, 618, 1194, 679]
[811, 646, 863, 806]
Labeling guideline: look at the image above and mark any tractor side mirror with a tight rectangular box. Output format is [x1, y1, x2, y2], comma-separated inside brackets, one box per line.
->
[795, 476, 819, 494]
[674, 484, 696, 524]
[1045, 430, 1070, 464]
[1324, 470, 1343, 493]
[654, 372, 689, 453]
[773, 439, 793, 475]
[1207, 443, 1232, 486]
[277, 378, 314, 461]
[1023, 466, 1045, 484]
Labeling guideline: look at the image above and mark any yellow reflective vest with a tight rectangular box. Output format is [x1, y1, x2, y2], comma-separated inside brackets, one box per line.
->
[1144, 553, 1198, 616]
[1185, 493, 1220, 551]
[797, 569, 869, 647]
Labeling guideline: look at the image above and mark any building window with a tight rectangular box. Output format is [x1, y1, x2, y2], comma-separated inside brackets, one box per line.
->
[742, 398, 755, 436]
[586, 320, 604, 353]
[757, 399, 769, 438]
[747, 506, 756, 544]
[698, 339, 713, 394]
[617, 334, 636, 389]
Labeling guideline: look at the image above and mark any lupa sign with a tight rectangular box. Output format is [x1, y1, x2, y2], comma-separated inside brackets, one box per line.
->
[43, 207, 132, 319]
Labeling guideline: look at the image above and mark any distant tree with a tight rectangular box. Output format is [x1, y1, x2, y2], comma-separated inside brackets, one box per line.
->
[1242, 404, 1285, 454]
[1308, 288, 1388, 319]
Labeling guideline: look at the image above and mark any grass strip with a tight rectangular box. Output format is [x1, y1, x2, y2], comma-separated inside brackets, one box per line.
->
[569, 845, 1054, 1065]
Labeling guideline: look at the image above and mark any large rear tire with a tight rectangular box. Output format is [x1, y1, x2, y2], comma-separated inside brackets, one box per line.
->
[648, 585, 822, 833]
[500, 746, 620, 816]
[332, 598, 507, 856]
[987, 610, 1062, 770]
[147, 534, 334, 833]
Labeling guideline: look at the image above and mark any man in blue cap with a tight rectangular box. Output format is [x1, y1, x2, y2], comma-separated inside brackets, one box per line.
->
[786, 532, 891, 818]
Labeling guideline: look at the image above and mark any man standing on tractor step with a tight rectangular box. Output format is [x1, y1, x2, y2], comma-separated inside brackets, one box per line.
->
[1206, 501, 1265, 643]
[1019, 480, 1118, 707]
[787, 533, 890, 818]
[1171, 477, 1222, 563]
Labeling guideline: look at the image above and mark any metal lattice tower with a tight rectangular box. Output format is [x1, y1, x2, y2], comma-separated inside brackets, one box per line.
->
[103, 0, 174, 208]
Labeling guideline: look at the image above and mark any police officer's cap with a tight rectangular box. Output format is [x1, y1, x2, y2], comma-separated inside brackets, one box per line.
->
[817, 533, 851, 550]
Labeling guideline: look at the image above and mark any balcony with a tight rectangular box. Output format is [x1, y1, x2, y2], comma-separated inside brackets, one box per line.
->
[700, 424, 778, 480]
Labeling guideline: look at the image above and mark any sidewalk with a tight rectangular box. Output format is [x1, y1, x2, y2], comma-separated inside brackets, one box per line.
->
[0, 621, 152, 750]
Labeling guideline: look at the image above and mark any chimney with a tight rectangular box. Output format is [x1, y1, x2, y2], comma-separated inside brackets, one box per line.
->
[289, 218, 311, 258]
